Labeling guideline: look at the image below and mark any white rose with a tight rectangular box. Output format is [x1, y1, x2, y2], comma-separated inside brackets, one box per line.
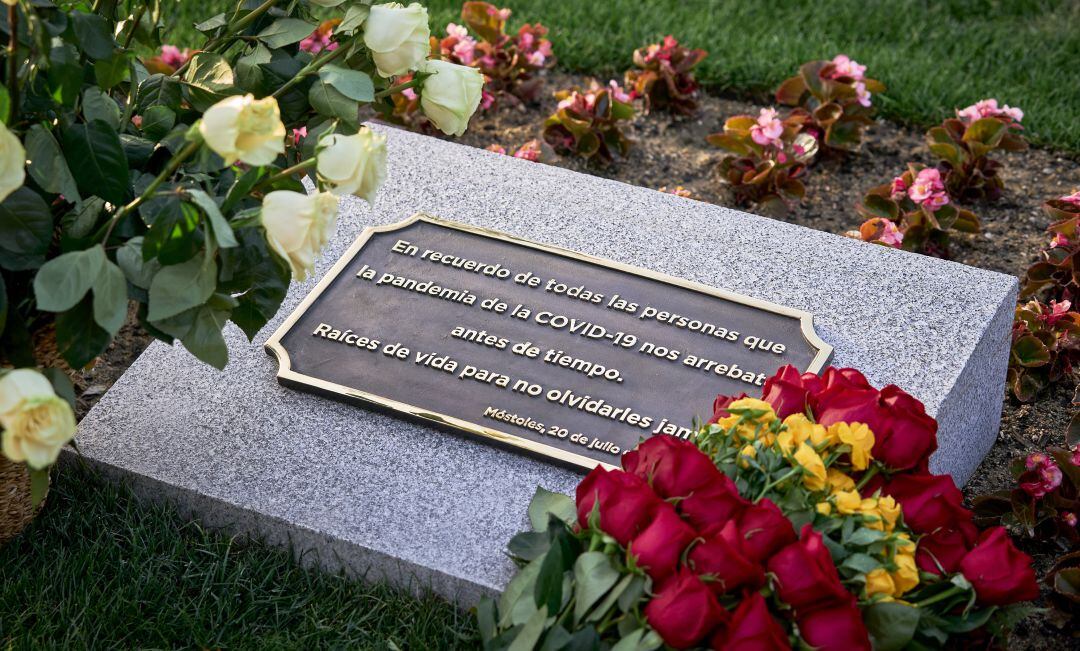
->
[0, 120, 26, 203]
[199, 94, 286, 166]
[316, 128, 387, 205]
[416, 60, 484, 137]
[0, 369, 76, 470]
[363, 2, 430, 77]
[261, 191, 339, 281]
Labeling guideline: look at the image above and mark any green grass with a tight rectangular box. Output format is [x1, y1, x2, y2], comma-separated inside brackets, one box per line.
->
[165, 0, 1080, 151]
[0, 466, 479, 649]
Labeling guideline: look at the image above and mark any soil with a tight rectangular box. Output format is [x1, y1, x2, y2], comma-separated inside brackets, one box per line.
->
[63, 72, 1080, 647]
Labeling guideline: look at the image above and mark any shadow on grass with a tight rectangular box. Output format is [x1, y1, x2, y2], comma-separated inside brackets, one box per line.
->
[0, 464, 479, 649]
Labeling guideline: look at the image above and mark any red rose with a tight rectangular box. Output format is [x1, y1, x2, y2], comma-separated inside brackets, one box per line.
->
[576, 466, 661, 545]
[629, 502, 697, 580]
[959, 527, 1040, 605]
[623, 435, 725, 498]
[644, 570, 728, 649]
[678, 473, 750, 532]
[767, 524, 850, 610]
[796, 599, 871, 651]
[818, 366, 874, 392]
[710, 591, 791, 650]
[915, 522, 977, 575]
[711, 392, 749, 422]
[761, 364, 822, 419]
[688, 520, 765, 595]
[814, 379, 937, 472]
[736, 498, 797, 563]
[882, 474, 973, 535]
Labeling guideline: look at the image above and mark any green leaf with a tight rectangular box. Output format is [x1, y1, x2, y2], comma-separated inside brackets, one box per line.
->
[338, 5, 370, 34]
[507, 605, 548, 651]
[142, 201, 205, 265]
[847, 527, 887, 546]
[184, 52, 235, 94]
[864, 602, 920, 651]
[1013, 335, 1051, 367]
[41, 368, 77, 412]
[476, 597, 497, 642]
[319, 65, 374, 102]
[56, 294, 111, 368]
[587, 573, 634, 623]
[150, 303, 231, 369]
[25, 125, 81, 203]
[195, 13, 228, 33]
[141, 106, 176, 142]
[842, 553, 881, 574]
[148, 253, 218, 321]
[47, 44, 82, 107]
[963, 118, 1007, 148]
[221, 230, 289, 340]
[70, 11, 116, 60]
[29, 467, 50, 508]
[0, 272, 6, 339]
[236, 43, 272, 93]
[186, 189, 238, 248]
[61, 197, 105, 240]
[527, 487, 576, 532]
[33, 246, 107, 312]
[93, 260, 128, 335]
[508, 531, 551, 562]
[94, 52, 130, 89]
[500, 555, 544, 628]
[861, 194, 899, 220]
[308, 80, 359, 127]
[63, 121, 131, 206]
[0, 85, 9, 124]
[257, 18, 317, 48]
[137, 74, 182, 111]
[610, 629, 663, 651]
[535, 529, 572, 614]
[81, 87, 122, 130]
[0, 188, 53, 271]
[572, 552, 621, 624]
[116, 237, 160, 290]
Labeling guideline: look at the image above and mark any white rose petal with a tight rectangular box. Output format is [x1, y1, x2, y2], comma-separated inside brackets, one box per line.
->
[0, 369, 76, 470]
[199, 94, 286, 166]
[0, 120, 26, 203]
[416, 59, 484, 137]
[316, 128, 388, 205]
[261, 191, 339, 281]
[364, 2, 430, 77]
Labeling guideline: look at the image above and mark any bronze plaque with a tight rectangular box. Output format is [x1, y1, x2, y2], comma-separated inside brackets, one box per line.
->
[266, 214, 831, 470]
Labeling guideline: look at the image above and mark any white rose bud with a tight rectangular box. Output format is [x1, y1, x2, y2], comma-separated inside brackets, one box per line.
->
[0, 120, 26, 203]
[316, 128, 388, 205]
[261, 191, 339, 281]
[0, 369, 76, 470]
[363, 2, 430, 78]
[199, 94, 286, 166]
[416, 60, 484, 137]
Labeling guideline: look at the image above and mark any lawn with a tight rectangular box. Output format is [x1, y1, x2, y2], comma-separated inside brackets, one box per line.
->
[166, 0, 1080, 151]
[0, 465, 478, 649]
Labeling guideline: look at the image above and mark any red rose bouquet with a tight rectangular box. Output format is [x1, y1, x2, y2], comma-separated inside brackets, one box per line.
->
[479, 366, 1038, 650]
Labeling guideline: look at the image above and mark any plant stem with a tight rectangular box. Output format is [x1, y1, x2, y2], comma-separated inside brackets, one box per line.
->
[6, 3, 17, 120]
[173, 0, 278, 77]
[755, 467, 802, 501]
[914, 585, 965, 609]
[271, 43, 348, 99]
[373, 77, 423, 100]
[856, 465, 880, 492]
[98, 140, 202, 244]
[121, 4, 147, 50]
[257, 158, 317, 190]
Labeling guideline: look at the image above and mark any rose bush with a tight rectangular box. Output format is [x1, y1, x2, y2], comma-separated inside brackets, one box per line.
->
[480, 366, 1039, 650]
[0, 0, 483, 492]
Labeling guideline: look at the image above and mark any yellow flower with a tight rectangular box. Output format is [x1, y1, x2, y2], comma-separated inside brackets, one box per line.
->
[793, 443, 827, 491]
[877, 495, 902, 531]
[738, 444, 756, 468]
[865, 568, 896, 597]
[816, 502, 832, 516]
[834, 490, 862, 514]
[832, 422, 875, 470]
[859, 498, 885, 531]
[827, 468, 856, 493]
[784, 413, 829, 448]
[717, 400, 776, 442]
[891, 553, 919, 596]
[728, 398, 777, 419]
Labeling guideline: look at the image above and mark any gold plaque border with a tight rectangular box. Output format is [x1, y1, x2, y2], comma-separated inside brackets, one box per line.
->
[265, 213, 833, 471]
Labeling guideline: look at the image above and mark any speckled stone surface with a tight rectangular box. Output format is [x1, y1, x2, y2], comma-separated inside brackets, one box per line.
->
[74, 124, 1017, 606]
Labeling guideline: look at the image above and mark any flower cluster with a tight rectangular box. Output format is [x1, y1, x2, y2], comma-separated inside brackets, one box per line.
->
[484, 138, 542, 161]
[1007, 299, 1080, 402]
[1023, 192, 1080, 305]
[707, 108, 818, 214]
[542, 80, 635, 164]
[623, 35, 708, 115]
[775, 54, 885, 152]
[436, 2, 555, 108]
[926, 97, 1028, 202]
[481, 366, 1039, 650]
[300, 19, 340, 55]
[853, 163, 980, 257]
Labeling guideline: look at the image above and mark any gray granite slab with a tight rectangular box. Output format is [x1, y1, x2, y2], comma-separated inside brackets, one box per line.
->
[73, 124, 1017, 607]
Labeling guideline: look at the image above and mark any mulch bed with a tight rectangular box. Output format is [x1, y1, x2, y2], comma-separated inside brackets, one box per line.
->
[68, 72, 1079, 648]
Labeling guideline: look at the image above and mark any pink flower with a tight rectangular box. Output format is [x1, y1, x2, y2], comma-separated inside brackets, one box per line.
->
[1072, 446, 1080, 466]
[1021, 452, 1063, 498]
[608, 80, 631, 104]
[486, 144, 507, 155]
[890, 176, 908, 200]
[957, 98, 1023, 124]
[908, 168, 949, 212]
[1051, 233, 1070, 248]
[131, 115, 143, 129]
[480, 89, 496, 110]
[830, 54, 866, 80]
[291, 126, 307, 147]
[444, 23, 478, 65]
[879, 219, 904, 247]
[854, 81, 872, 107]
[1060, 191, 1080, 206]
[1026, 452, 1051, 470]
[750, 108, 784, 148]
[160, 45, 191, 70]
[1064, 512, 1078, 528]
[299, 23, 338, 54]
[513, 139, 542, 162]
[1042, 299, 1073, 326]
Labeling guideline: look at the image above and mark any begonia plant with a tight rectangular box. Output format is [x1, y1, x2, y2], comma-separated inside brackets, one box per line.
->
[1007, 299, 1080, 402]
[775, 55, 884, 153]
[926, 99, 1027, 202]
[542, 80, 634, 164]
[624, 35, 707, 116]
[1022, 192, 1080, 304]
